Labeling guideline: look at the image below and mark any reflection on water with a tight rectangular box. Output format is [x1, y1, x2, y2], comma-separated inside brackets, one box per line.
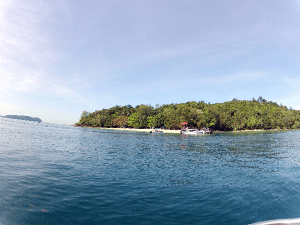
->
[1, 117, 300, 225]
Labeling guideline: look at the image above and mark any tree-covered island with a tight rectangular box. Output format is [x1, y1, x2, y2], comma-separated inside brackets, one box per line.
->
[1, 115, 42, 123]
[75, 97, 300, 131]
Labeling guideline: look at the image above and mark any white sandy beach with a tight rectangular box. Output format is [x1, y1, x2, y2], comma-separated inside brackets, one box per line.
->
[96, 127, 181, 134]
[100, 128, 180, 134]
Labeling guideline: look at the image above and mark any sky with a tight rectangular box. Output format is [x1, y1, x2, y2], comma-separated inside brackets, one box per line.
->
[0, 0, 300, 125]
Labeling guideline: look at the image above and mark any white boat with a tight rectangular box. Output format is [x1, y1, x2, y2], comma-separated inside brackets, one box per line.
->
[181, 129, 207, 135]
[249, 218, 300, 225]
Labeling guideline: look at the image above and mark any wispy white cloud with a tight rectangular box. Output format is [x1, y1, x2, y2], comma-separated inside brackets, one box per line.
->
[0, 1, 55, 97]
[0, 1, 86, 102]
[0, 1, 56, 62]
[0, 69, 42, 93]
[0, 0, 300, 123]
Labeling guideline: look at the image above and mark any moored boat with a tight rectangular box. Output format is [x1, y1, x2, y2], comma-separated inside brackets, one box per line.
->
[180, 128, 211, 135]
[150, 128, 163, 133]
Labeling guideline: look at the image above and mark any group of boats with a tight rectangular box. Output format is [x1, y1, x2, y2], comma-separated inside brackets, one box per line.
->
[150, 127, 212, 135]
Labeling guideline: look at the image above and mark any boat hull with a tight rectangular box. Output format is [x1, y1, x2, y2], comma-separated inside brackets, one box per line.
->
[249, 218, 300, 225]
[182, 131, 205, 135]
[180, 128, 211, 135]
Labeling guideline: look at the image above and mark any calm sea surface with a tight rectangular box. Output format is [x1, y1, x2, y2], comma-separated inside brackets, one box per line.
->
[1, 117, 300, 225]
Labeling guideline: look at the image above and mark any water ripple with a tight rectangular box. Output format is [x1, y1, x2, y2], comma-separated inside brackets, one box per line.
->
[1, 118, 300, 224]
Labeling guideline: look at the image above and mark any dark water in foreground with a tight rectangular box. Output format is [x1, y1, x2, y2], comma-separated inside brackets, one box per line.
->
[1, 118, 300, 225]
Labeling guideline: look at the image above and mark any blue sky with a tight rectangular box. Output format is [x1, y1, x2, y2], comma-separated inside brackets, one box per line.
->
[1, 0, 300, 125]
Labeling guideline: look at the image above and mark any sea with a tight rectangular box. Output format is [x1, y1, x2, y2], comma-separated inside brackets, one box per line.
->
[1, 117, 300, 225]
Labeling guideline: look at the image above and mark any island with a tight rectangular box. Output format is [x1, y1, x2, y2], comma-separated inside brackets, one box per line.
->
[1, 115, 42, 123]
[75, 97, 300, 132]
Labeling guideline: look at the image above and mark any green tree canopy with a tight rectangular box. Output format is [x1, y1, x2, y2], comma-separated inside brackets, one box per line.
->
[75, 98, 300, 131]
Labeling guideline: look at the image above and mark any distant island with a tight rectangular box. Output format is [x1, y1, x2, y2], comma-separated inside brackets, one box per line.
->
[75, 97, 300, 131]
[1, 115, 42, 123]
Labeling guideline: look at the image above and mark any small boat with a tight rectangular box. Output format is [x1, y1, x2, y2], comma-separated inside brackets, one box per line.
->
[180, 128, 210, 135]
[181, 129, 204, 135]
[249, 218, 300, 225]
[150, 129, 163, 133]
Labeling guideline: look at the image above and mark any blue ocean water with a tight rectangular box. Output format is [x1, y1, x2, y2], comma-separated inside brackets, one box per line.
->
[1, 117, 300, 225]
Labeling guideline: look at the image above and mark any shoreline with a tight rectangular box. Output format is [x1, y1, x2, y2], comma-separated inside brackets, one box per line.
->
[93, 127, 181, 134]
[75, 126, 181, 133]
[75, 126, 293, 134]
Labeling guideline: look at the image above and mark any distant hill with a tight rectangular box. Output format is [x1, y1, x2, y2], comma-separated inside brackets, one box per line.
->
[2, 115, 42, 123]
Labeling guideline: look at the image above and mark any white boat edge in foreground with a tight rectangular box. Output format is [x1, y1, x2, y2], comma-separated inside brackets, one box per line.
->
[249, 218, 300, 225]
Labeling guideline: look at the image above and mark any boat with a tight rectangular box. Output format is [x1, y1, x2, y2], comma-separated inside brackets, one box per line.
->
[179, 122, 211, 135]
[150, 129, 163, 133]
[181, 129, 205, 135]
[249, 218, 300, 225]
[180, 128, 211, 135]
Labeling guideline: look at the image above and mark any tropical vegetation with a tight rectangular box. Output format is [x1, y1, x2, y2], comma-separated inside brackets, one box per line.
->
[75, 97, 300, 131]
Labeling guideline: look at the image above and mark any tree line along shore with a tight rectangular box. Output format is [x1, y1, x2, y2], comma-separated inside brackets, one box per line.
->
[75, 97, 300, 132]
